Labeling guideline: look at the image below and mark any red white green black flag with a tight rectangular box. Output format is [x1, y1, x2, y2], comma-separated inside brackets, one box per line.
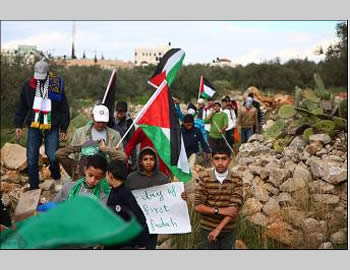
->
[198, 75, 216, 99]
[148, 48, 185, 88]
[136, 80, 191, 183]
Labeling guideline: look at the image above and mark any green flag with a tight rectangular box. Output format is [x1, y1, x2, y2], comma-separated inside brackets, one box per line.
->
[0, 196, 142, 249]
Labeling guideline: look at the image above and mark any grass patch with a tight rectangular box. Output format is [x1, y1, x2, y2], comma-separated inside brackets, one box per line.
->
[171, 203, 203, 249]
[235, 215, 284, 249]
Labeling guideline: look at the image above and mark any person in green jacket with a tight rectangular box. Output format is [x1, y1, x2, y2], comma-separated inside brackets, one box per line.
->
[204, 101, 228, 152]
[53, 154, 110, 204]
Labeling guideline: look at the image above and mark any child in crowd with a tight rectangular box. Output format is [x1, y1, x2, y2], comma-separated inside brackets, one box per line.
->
[104, 160, 150, 249]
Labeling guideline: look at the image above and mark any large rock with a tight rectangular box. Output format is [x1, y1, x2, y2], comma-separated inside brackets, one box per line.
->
[306, 141, 323, 155]
[278, 193, 295, 207]
[284, 160, 297, 174]
[281, 207, 306, 228]
[242, 170, 254, 184]
[309, 134, 331, 145]
[39, 179, 56, 191]
[242, 198, 263, 216]
[263, 183, 280, 196]
[308, 180, 335, 194]
[248, 165, 262, 177]
[14, 189, 42, 222]
[250, 182, 270, 202]
[289, 136, 307, 149]
[1, 143, 27, 170]
[262, 197, 280, 216]
[239, 143, 271, 158]
[329, 231, 346, 245]
[280, 177, 306, 193]
[283, 147, 302, 163]
[247, 134, 264, 143]
[260, 168, 270, 180]
[264, 219, 302, 246]
[302, 218, 320, 233]
[248, 212, 268, 227]
[323, 165, 347, 185]
[310, 159, 347, 184]
[312, 194, 340, 204]
[293, 162, 312, 183]
[268, 168, 289, 187]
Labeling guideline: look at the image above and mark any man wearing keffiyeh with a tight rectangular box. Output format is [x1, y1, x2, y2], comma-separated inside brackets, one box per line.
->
[14, 59, 70, 190]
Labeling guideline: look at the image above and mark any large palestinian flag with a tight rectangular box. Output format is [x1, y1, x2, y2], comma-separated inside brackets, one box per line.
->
[102, 69, 117, 128]
[199, 75, 216, 99]
[148, 48, 185, 88]
[136, 80, 191, 183]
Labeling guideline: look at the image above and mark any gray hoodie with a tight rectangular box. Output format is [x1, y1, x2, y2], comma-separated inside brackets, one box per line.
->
[126, 147, 170, 191]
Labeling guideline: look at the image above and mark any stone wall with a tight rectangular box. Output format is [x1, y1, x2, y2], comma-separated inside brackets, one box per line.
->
[232, 133, 347, 249]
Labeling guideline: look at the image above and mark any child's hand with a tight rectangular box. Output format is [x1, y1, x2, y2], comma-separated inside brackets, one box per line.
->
[181, 192, 188, 201]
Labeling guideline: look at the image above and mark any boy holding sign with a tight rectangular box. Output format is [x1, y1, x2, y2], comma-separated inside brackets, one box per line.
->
[126, 147, 170, 249]
[194, 148, 243, 249]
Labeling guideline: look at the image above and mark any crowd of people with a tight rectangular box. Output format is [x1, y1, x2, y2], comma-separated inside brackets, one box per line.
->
[2, 60, 266, 249]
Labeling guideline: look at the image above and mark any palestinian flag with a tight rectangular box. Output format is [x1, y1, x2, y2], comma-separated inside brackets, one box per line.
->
[148, 48, 185, 88]
[136, 80, 191, 183]
[199, 75, 216, 99]
[102, 69, 117, 128]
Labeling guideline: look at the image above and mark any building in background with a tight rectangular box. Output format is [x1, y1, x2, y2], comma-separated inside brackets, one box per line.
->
[211, 57, 235, 67]
[134, 42, 172, 66]
[1, 45, 43, 65]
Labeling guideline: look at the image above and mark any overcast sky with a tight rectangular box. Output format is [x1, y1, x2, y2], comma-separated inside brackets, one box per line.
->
[1, 21, 343, 65]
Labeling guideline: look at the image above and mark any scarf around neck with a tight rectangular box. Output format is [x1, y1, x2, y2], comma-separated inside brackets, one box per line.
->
[67, 177, 110, 201]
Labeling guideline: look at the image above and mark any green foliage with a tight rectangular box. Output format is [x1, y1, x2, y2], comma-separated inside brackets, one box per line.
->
[313, 120, 336, 136]
[264, 119, 285, 138]
[310, 108, 323, 115]
[212, 80, 232, 93]
[303, 99, 319, 111]
[303, 89, 321, 103]
[333, 117, 346, 130]
[313, 73, 331, 100]
[278, 104, 296, 119]
[294, 86, 302, 106]
[339, 99, 348, 118]
[0, 128, 28, 148]
[303, 128, 314, 142]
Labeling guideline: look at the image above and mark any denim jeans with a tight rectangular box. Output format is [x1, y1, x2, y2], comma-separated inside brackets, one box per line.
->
[27, 127, 61, 189]
[241, 128, 253, 143]
[200, 228, 236, 249]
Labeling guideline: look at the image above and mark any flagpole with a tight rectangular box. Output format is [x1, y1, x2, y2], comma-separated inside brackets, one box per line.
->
[116, 80, 168, 148]
[212, 121, 235, 155]
[198, 75, 203, 100]
[102, 69, 117, 104]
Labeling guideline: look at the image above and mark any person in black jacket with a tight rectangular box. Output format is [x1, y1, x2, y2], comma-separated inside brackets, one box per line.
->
[181, 114, 211, 170]
[247, 93, 264, 134]
[104, 160, 150, 249]
[113, 101, 136, 171]
[14, 60, 70, 190]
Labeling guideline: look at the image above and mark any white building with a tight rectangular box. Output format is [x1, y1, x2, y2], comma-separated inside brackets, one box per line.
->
[211, 57, 234, 67]
[134, 43, 171, 66]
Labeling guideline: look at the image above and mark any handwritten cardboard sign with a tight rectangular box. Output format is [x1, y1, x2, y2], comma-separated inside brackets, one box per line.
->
[132, 182, 192, 234]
